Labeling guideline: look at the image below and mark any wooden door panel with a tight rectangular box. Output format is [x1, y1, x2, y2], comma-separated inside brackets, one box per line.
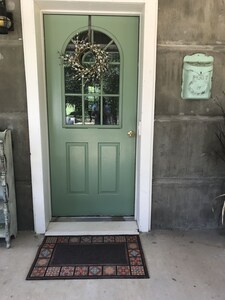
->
[98, 143, 120, 193]
[67, 143, 88, 194]
[44, 15, 139, 216]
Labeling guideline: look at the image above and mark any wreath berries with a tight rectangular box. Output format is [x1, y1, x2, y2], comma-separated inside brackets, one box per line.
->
[61, 39, 109, 81]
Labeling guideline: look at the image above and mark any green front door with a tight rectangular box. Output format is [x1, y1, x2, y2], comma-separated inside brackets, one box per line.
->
[44, 15, 139, 216]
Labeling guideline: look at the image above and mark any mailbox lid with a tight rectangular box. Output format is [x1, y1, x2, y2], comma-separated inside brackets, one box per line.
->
[183, 53, 214, 64]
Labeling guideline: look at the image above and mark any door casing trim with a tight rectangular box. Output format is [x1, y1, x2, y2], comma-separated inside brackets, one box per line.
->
[20, 0, 158, 233]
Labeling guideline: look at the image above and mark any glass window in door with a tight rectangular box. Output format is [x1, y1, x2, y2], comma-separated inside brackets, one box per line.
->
[63, 29, 121, 127]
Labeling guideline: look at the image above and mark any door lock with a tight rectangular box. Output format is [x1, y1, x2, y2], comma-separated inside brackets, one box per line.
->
[127, 130, 136, 138]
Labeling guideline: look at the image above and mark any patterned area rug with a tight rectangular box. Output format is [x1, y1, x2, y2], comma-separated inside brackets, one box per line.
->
[26, 235, 149, 280]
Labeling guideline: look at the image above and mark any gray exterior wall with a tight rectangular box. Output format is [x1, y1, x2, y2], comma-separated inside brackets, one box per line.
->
[1, 0, 225, 230]
[152, 0, 225, 229]
[0, 1, 33, 230]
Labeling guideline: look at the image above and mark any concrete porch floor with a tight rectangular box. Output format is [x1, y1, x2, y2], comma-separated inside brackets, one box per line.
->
[0, 230, 225, 300]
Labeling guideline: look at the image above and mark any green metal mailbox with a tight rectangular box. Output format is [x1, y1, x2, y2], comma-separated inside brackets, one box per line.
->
[181, 53, 214, 100]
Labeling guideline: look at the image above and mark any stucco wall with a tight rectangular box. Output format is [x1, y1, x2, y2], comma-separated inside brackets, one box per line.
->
[0, 1, 33, 230]
[152, 0, 225, 228]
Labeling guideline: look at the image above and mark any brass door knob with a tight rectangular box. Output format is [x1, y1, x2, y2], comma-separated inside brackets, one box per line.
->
[127, 130, 136, 137]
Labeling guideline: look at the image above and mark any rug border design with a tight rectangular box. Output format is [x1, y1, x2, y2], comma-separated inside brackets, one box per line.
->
[26, 235, 149, 280]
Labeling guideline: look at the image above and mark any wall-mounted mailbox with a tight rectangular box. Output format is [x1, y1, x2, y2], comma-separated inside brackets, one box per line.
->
[181, 53, 214, 100]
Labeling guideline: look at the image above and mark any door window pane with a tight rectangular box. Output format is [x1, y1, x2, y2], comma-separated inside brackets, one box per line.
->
[84, 95, 101, 125]
[103, 65, 120, 94]
[65, 96, 82, 125]
[103, 97, 119, 125]
[64, 68, 82, 93]
[105, 41, 120, 63]
[84, 82, 100, 95]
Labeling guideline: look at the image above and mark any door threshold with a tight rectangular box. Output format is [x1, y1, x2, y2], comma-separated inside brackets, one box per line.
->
[51, 216, 134, 222]
[45, 220, 139, 236]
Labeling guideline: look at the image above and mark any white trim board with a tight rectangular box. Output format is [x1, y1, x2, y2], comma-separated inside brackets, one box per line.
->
[20, 0, 158, 233]
[46, 221, 138, 236]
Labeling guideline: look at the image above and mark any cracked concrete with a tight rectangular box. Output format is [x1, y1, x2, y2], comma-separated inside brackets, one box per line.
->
[0, 230, 225, 300]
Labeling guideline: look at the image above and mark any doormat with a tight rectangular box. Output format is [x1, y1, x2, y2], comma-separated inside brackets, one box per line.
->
[26, 235, 149, 280]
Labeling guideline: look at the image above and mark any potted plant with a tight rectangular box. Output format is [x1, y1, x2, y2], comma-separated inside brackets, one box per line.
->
[211, 97, 225, 225]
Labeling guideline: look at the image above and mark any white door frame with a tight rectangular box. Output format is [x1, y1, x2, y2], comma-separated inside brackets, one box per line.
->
[20, 0, 158, 234]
